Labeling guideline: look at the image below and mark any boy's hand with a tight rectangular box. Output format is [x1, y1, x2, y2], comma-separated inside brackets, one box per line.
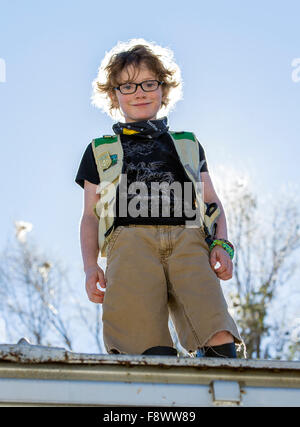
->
[85, 265, 106, 304]
[209, 246, 233, 281]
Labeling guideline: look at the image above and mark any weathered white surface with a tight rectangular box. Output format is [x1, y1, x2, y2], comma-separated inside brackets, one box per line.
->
[0, 339, 300, 406]
[0, 338, 299, 370]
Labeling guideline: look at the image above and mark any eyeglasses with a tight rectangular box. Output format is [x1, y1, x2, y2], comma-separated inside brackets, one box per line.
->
[115, 79, 163, 95]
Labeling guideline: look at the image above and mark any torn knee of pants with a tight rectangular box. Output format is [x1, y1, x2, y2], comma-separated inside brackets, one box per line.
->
[196, 342, 237, 358]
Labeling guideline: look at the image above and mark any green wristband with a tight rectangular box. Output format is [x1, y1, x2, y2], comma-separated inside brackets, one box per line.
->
[209, 239, 234, 260]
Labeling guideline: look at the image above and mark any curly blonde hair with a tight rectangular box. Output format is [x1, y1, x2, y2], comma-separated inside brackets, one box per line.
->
[91, 38, 183, 121]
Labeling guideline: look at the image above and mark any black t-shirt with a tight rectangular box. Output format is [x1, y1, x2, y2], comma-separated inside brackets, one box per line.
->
[75, 132, 208, 226]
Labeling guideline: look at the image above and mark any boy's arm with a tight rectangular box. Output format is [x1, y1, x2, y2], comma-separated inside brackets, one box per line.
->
[80, 180, 106, 303]
[80, 180, 100, 271]
[200, 171, 233, 280]
[200, 171, 227, 240]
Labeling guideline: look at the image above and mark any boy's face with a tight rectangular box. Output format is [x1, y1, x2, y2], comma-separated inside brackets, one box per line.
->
[111, 63, 163, 123]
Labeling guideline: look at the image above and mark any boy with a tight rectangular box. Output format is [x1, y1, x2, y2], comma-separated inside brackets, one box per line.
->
[75, 39, 243, 358]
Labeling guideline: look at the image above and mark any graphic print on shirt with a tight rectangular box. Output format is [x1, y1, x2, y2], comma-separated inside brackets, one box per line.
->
[120, 138, 191, 218]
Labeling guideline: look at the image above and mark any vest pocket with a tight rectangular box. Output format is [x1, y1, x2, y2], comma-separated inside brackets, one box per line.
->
[98, 162, 122, 185]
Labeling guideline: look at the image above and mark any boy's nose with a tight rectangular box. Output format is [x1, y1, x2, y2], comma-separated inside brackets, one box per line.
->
[134, 84, 146, 96]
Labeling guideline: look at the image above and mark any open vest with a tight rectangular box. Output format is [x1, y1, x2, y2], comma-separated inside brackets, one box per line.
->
[92, 131, 206, 257]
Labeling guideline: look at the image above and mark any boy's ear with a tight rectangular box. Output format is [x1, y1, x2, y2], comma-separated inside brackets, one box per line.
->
[161, 85, 168, 104]
[108, 90, 119, 109]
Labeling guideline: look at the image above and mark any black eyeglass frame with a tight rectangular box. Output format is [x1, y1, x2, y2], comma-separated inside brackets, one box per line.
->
[114, 79, 163, 95]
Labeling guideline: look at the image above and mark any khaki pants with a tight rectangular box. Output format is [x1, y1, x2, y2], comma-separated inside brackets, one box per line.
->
[103, 224, 242, 355]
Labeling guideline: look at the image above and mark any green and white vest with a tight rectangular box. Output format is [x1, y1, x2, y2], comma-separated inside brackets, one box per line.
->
[91, 131, 206, 257]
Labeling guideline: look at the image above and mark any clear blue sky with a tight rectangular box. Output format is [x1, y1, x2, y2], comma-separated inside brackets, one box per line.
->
[0, 0, 299, 300]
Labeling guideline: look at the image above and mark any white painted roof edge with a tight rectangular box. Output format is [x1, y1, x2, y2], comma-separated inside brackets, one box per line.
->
[0, 338, 299, 371]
